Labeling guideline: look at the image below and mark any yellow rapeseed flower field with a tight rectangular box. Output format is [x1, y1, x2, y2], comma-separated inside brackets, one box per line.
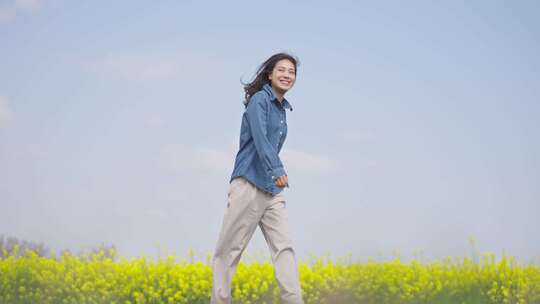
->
[1, 245, 539, 303]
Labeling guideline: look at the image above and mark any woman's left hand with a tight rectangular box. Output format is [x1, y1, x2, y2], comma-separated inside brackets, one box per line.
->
[275, 175, 289, 188]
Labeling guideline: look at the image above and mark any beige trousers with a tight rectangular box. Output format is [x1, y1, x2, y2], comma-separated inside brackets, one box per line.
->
[211, 177, 304, 304]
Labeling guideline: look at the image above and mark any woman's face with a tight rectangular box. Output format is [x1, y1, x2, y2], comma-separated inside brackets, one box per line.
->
[268, 59, 296, 93]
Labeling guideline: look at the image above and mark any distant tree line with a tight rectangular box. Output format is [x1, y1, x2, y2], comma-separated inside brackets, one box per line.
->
[0, 234, 117, 261]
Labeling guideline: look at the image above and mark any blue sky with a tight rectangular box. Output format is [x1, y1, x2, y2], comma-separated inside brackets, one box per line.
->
[1, 0, 539, 263]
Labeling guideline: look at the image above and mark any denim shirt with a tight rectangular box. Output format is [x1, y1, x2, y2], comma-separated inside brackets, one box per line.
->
[229, 83, 293, 196]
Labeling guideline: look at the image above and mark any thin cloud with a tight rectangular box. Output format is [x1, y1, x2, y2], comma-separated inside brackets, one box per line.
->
[143, 113, 166, 128]
[0, 7, 16, 24]
[146, 208, 169, 219]
[0, 0, 42, 24]
[79, 50, 225, 82]
[158, 144, 235, 172]
[15, 0, 42, 12]
[338, 129, 377, 143]
[0, 96, 15, 128]
[281, 148, 338, 172]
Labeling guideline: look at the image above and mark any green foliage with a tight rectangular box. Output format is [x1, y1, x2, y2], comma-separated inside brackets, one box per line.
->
[0, 248, 539, 303]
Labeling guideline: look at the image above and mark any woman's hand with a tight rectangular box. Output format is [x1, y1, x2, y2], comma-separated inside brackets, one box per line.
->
[275, 175, 289, 188]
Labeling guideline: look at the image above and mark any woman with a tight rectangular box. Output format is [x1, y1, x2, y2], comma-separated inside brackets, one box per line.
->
[211, 53, 304, 304]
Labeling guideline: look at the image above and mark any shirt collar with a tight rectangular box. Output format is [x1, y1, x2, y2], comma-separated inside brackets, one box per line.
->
[262, 83, 293, 111]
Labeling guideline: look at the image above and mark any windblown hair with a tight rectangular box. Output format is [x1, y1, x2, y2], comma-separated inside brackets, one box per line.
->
[241, 52, 300, 108]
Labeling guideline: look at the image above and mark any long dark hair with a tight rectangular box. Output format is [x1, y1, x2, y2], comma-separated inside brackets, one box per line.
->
[241, 52, 300, 108]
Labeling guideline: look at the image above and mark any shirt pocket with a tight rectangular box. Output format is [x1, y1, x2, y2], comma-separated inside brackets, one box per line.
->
[266, 110, 281, 133]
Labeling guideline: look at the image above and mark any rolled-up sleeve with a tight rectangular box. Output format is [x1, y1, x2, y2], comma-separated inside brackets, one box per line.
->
[245, 93, 286, 180]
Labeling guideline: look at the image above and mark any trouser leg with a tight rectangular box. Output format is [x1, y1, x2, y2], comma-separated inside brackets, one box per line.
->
[259, 197, 304, 304]
[211, 177, 260, 304]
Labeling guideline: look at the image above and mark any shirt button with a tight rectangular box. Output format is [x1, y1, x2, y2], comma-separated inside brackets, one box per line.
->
[279, 131, 283, 135]
[280, 120, 283, 123]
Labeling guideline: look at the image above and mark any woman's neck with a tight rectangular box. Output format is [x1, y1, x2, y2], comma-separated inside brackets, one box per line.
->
[272, 85, 285, 102]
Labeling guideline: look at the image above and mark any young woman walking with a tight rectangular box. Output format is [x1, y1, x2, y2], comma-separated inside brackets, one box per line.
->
[210, 53, 304, 304]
